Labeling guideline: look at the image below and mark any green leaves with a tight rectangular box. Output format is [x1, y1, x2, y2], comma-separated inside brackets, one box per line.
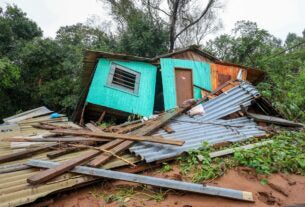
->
[206, 20, 305, 123]
[233, 132, 305, 175]
[0, 58, 20, 89]
[177, 131, 305, 183]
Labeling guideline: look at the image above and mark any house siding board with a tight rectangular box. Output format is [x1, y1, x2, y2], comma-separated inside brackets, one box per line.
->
[211, 63, 247, 90]
[160, 58, 212, 111]
[86, 58, 157, 117]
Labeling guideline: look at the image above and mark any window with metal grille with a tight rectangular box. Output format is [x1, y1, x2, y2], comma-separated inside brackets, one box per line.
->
[107, 64, 140, 94]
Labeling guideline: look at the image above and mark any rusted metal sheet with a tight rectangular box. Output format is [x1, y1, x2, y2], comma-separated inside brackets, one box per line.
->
[211, 63, 247, 90]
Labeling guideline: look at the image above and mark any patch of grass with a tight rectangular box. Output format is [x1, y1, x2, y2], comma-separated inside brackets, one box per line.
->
[177, 131, 305, 183]
[159, 163, 172, 173]
[92, 186, 135, 206]
[233, 131, 305, 175]
[149, 189, 169, 202]
[260, 178, 268, 185]
[177, 141, 232, 182]
[136, 188, 170, 202]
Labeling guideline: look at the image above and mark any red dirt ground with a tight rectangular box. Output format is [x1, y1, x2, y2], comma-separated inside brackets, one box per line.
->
[44, 167, 305, 207]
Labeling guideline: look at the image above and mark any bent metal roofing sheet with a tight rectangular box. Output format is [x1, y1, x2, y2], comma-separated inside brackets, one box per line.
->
[129, 82, 265, 162]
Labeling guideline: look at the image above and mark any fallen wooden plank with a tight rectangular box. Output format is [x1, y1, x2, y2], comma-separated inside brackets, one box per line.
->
[0, 143, 58, 164]
[85, 123, 102, 131]
[69, 144, 136, 167]
[6, 137, 108, 142]
[116, 122, 145, 134]
[52, 129, 184, 146]
[87, 122, 143, 167]
[28, 159, 254, 202]
[115, 119, 142, 128]
[3, 106, 52, 123]
[27, 106, 193, 184]
[162, 125, 175, 134]
[27, 128, 123, 184]
[96, 111, 106, 124]
[89, 106, 196, 167]
[47, 147, 81, 159]
[209, 140, 274, 158]
[87, 140, 132, 167]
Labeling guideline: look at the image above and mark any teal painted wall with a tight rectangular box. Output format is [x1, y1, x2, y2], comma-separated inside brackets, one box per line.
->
[86, 58, 157, 117]
[160, 58, 212, 110]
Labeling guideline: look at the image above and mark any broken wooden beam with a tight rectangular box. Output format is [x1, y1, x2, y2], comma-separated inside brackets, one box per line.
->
[96, 111, 106, 124]
[27, 106, 194, 184]
[69, 144, 136, 167]
[52, 129, 184, 146]
[46, 147, 81, 159]
[89, 105, 197, 167]
[116, 122, 145, 134]
[162, 125, 175, 134]
[27, 135, 125, 185]
[27, 159, 254, 202]
[87, 140, 132, 167]
[6, 137, 108, 143]
[0, 143, 58, 164]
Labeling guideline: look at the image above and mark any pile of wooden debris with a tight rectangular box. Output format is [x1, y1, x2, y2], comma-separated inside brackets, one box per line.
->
[0, 80, 303, 207]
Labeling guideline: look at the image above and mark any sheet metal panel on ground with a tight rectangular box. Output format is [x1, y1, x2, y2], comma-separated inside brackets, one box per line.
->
[0, 143, 139, 207]
[130, 82, 265, 162]
[0, 118, 140, 207]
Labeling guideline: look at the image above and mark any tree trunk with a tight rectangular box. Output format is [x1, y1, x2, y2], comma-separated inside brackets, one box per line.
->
[169, 0, 180, 52]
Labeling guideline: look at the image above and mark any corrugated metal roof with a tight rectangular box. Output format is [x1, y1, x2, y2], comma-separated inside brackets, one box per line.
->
[0, 146, 139, 207]
[129, 82, 264, 162]
[130, 117, 265, 162]
[199, 81, 260, 120]
[3, 106, 52, 123]
[0, 120, 140, 207]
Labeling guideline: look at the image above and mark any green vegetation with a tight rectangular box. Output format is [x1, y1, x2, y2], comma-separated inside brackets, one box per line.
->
[0, 3, 168, 121]
[178, 131, 305, 183]
[234, 131, 305, 175]
[178, 142, 234, 182]
[206, 20, 305, 122]
[159, 163, 173, 173]
[0, 4, 304, 125]
[90, 185, 170, 206]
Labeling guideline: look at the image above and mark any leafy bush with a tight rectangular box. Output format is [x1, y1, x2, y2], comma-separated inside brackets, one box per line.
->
[178, 132, 305, 183]
[234, 131, 305, 175]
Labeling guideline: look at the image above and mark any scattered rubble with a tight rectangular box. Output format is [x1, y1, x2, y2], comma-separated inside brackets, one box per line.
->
[0, 80, 303, 206]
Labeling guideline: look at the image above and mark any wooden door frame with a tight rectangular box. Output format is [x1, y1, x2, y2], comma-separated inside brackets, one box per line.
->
[174, 67, 194, 106]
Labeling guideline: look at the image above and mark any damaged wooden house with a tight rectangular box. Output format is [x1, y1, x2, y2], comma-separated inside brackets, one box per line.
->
[73, 45, 265, 123]
[1, 46, 304, 206]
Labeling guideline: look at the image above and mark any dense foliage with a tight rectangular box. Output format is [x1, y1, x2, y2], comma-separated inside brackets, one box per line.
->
[0, 4, 304, 124]
[177, 131, 305, 183]
[0, 4, 168, 121]
[205, 20, 305, 122]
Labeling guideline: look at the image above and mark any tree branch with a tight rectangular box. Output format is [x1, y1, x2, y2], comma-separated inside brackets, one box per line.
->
[149, 4, 171, 16]
[174, 0, 215, 40]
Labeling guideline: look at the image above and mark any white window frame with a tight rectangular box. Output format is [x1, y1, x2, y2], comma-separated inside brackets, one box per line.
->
[107, 63, 141, 95]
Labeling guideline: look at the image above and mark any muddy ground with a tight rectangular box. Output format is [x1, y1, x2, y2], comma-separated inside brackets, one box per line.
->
[33, 165, 305, 207]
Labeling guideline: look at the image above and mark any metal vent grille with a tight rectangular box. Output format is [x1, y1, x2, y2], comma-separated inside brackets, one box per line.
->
[107, 64, 140, 94]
